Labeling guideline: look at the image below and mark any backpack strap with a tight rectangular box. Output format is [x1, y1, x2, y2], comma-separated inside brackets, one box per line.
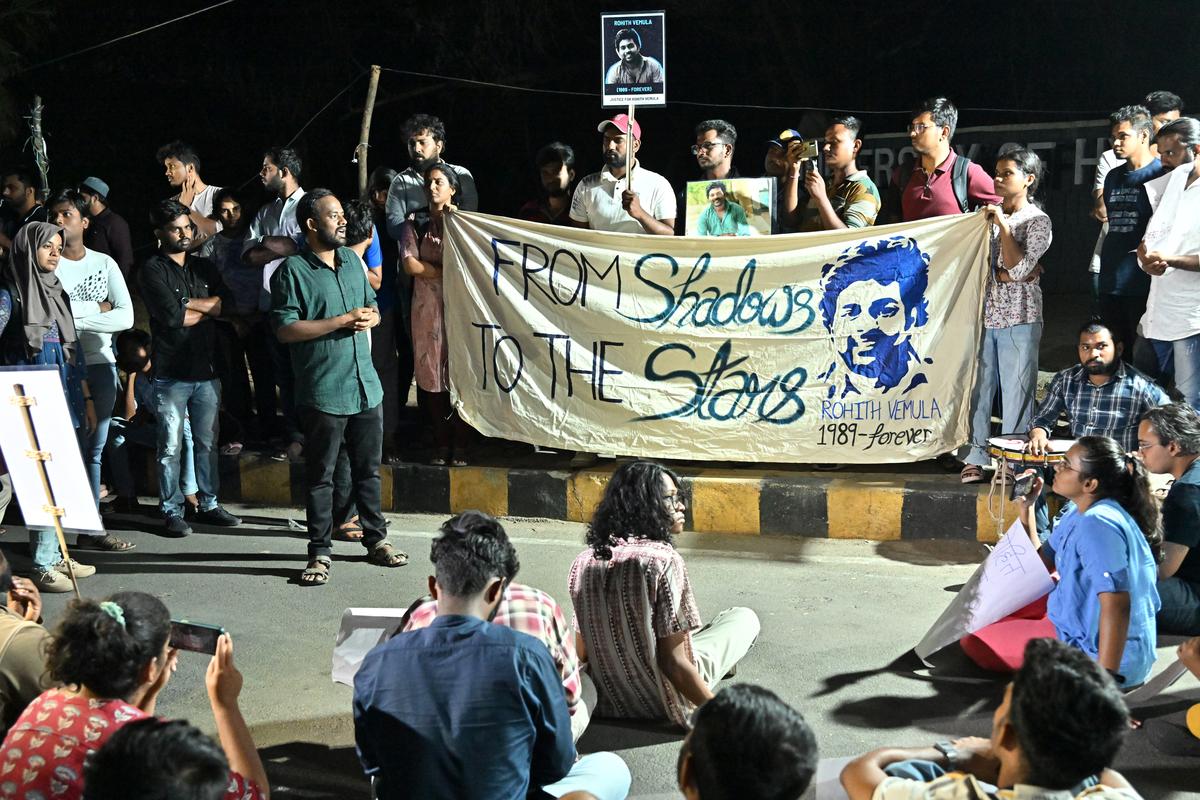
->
[951, 155, 972, 213]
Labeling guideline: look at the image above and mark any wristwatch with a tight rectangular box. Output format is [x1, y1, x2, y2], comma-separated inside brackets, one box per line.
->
[933, 741, 960, 769]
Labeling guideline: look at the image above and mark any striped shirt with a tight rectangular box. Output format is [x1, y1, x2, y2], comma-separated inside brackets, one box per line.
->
[568, 538, 702, 727]
[1030, 362, 1169, 451]
[403, 583, 582, 715]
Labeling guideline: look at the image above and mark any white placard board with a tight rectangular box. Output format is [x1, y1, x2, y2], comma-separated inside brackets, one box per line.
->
[815, 756, 854, 800]
[915, 521, 1054, 664]
[0, 366, 103, 532]
[331, 607, 408, 686]
[600, 11, 666, 107]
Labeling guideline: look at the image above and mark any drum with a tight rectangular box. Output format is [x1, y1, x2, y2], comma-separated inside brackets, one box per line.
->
[986, 434, 1073, 467]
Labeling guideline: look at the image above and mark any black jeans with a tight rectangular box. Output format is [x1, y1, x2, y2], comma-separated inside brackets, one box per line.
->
[299, 403, 386, 559]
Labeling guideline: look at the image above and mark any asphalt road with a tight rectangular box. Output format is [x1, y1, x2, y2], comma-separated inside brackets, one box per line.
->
[3, 505, 1196, 799]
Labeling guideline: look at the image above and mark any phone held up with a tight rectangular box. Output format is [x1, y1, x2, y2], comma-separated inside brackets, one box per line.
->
[1010, 471, 1038, 502]
[170, 620, 226, 655]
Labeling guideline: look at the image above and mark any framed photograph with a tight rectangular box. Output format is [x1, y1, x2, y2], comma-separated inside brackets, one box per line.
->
[684, 177, 774, 237]
[600, 11, 666, 107]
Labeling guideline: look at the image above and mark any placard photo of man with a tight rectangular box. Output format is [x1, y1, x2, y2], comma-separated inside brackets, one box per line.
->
[696, 182, 751, 237]
[600, 13, 666, 106]
[604, 26, 664, 85]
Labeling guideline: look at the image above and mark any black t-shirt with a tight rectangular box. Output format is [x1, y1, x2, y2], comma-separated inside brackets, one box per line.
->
[1163, 459, 1200, 584]
[138, 253, 229, 381]
[2, 204, 48, 242]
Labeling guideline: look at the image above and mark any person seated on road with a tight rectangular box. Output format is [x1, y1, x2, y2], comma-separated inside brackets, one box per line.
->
[841, 638, 1141, 800]
[961, 436, 1161, 687]
[1027, 318, 1168, 536]
[84, 715, 268, 800]
[1138, 404, 1200, 635]
[0, 591, 267, 800]
[401, 513, 590, 741]
[568, 460, 760, 729]
[0, 550, 50, 739]
[676, 683, 818, 800]
[353, 511, 630, 800]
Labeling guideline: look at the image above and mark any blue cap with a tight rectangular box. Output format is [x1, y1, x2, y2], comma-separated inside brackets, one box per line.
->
[767, 129, 802, 148]
[80, 176, 110, 199]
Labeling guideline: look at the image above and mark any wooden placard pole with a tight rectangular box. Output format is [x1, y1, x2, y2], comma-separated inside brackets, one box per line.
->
[355, 65, 382, 197]
[10, 385, 80, 599]
[625, 103, 636, 192]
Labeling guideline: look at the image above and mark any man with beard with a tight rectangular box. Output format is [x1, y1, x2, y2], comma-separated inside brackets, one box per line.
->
[77, 177, 134, 278]
[271, 189, 407, 586]
[0, 168, 47, 255]
[570, 113, 675, 235]
[518, 142, 576, 225]
[156, 141, 222, 257]
[243, 147, 306, 459]
[1027, 318, 1167, 536]
[384, 114, 478, 242]
[139, 199, 242, 536]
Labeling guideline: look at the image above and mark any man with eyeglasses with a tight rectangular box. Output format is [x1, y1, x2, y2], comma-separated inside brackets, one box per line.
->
[677, 120, 739, 234]
[139, 199, 242, 537]
[899, 97, 999, 222]
[1137, 404, 1200, 635]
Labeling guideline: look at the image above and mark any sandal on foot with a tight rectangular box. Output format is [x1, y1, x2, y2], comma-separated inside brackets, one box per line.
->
[960, 464, 986, 484]
[333, 522, 364, 542]
[300, 557, 332, 586]
[367, 542, 409, 568]
[75, 534, 137, 552]
[430, 448, 450, 467]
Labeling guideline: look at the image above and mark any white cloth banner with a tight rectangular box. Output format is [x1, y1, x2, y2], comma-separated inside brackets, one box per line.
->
[443, 211, 990, 463]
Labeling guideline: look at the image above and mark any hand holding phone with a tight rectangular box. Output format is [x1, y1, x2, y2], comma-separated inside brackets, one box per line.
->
[170, 620, 226, 655]
[1010, 470, 1041, 502]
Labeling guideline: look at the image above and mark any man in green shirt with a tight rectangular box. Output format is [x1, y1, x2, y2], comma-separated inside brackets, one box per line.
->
[270, 188, 408, 586]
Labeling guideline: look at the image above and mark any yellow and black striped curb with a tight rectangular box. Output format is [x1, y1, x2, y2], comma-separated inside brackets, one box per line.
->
[223, 456, 1019, 543]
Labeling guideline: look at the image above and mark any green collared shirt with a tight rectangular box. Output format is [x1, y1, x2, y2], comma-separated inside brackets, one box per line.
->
[270, 246, 382, 415]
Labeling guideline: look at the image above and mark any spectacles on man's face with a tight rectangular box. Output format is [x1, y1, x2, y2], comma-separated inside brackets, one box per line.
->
[691, 141, 728, 155]
[662, 492, 686, 508]
[1136, 440, 1162, 452]
[908, 123, 937, 135]
[1058, 460, 1082, 473]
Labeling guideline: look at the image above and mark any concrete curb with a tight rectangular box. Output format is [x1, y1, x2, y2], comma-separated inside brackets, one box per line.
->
[226, 456, 1020, 543]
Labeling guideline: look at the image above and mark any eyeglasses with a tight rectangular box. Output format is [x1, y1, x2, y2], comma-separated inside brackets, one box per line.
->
[691, 141, 728, 155]
[908, 123, 937, 135]
[662, 493, 686, 507]
[1058, 461, 1081, 473]
[1136, 441, 1161, 451]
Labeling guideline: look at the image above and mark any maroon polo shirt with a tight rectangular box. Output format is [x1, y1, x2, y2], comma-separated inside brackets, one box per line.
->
[901, 149, 1001, 221]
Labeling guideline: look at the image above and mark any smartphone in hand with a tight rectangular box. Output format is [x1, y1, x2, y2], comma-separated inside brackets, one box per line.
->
[1010, 471, 1037, 501]
[170, 620, 226, 655]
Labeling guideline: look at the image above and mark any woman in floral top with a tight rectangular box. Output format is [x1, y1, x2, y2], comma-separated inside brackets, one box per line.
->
[0, 591, 268, 800]
[960, 148, 1053, 482]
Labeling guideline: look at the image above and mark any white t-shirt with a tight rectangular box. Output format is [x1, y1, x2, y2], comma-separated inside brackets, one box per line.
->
[1139, 163, 1200, 341]
[1090, 149, 1125, 273]
[173, 184, 224, 257]
[56, 248, 134, 365]
[569, 163, 677, 234]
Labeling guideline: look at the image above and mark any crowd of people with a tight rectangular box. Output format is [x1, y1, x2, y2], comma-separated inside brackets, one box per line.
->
[0, 87, 1197, 797]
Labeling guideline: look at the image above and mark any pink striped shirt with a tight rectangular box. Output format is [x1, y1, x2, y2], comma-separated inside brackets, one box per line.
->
[568, 538, 702, 727]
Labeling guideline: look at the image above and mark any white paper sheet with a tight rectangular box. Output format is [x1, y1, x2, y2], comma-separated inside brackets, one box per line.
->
[915, 521, 1054, 664]
[331, 608, 408, 686]
[815, 756, 854, 800]
[0, 366, 103, 532]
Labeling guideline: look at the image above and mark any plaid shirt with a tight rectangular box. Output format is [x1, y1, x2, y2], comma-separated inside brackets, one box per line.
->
[1030, 362, 1168, 451]
[403, 583, 582, 715]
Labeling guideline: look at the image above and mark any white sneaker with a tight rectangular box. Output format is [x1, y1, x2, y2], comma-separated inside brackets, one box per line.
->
[31, 568, 76, 593]
[54, 558, 96, 578]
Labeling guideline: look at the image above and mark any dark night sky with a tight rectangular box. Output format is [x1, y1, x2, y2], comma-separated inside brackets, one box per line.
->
[2, 0, 1198, 254]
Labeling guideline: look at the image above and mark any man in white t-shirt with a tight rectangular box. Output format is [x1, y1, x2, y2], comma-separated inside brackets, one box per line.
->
[156, 140, 222, 257]
[47, 190, 135, 553]
[570, 114, 676, 235]
[1138, 116, 1200, 410]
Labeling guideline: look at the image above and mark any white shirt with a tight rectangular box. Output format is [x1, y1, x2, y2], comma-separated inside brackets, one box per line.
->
[1140, 163, 1200, 341]
[56, 248, 134, 365]
[242, 187, 306, 310]
[569, 162, 676, 234]
[173, 184, 223, 257]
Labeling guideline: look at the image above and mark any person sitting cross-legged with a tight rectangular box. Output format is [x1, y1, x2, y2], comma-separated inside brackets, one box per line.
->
[353, 511, 631, 800]
[568, 461, 760, 729]
[841, 638, 1141, 799]
[676, 683, 818, 800]
[1138, 403, 1200, 635]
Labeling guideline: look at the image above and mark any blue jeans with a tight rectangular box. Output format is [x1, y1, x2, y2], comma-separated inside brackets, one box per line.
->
[30, 529, 62, 570]
[963, 323, 1043, 466]
[1147, 333, 1200, 411]
[1156, 575, 1200, 636]
[154, 378, 220, 517]
[83, 363, 119, 507]
[541, 752, 631, 800]
[107, 416, 196, 499]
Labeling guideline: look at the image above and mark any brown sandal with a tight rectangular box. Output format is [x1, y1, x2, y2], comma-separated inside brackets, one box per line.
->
[367, 542, 408, 568]
[300, 557, 332, 586]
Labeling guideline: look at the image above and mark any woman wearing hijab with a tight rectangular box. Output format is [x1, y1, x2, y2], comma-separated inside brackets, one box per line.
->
[0, 222, 106, 592]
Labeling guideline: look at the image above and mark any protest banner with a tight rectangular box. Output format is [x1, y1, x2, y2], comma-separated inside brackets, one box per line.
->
[914, 521, 1055, 665]
[442, 210, 991, 464]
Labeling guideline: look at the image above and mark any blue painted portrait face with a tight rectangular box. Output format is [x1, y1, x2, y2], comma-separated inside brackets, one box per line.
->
[820, 237, 930, 392]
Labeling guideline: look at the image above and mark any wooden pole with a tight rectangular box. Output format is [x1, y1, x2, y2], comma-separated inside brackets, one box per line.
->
[625, 103, 636, 192]
[28, 97, 50, 202]
[10, 385, 79, 599]
[356, 66, 382, 197]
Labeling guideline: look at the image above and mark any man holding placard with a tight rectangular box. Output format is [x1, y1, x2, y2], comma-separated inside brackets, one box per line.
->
[569, 114, 675, 236]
